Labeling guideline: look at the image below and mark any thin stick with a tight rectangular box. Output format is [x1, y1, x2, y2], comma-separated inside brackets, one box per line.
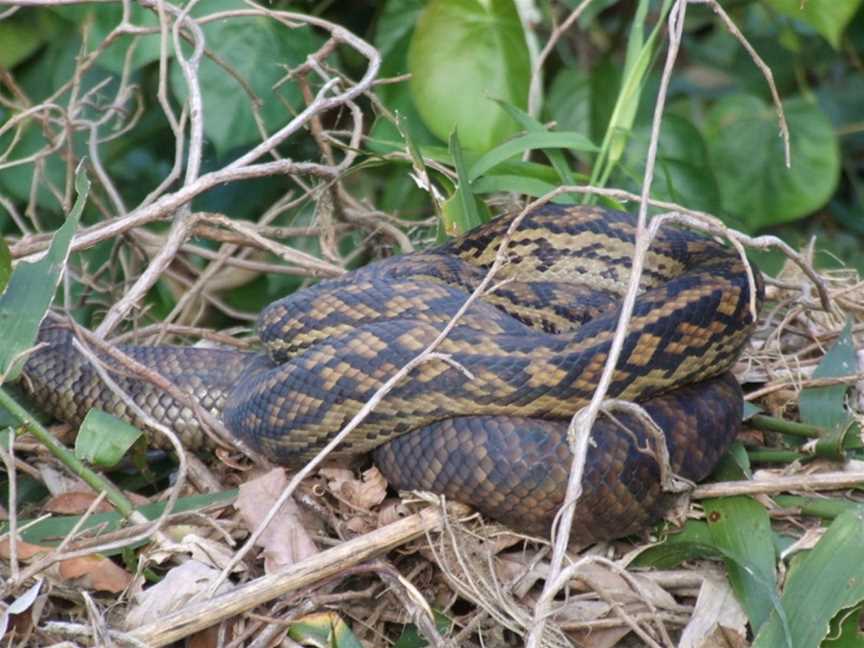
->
[125, 507, 451, 647]
[692, 471, 864, 499]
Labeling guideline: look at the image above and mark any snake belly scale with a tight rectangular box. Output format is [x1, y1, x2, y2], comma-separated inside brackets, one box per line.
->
[22, 205, 764, 542]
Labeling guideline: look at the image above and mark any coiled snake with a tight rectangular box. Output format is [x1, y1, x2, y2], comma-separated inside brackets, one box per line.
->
[22, 206, 764, 542]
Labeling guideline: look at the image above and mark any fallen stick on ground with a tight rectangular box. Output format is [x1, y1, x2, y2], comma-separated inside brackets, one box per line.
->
[125, 505, 456, 647]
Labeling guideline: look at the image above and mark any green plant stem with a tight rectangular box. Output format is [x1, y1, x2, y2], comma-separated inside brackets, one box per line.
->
[749, 414, 828, 438]
[748, 449, 806, 464]
[0, 385, 134, 518]
[773, 495, 862, 520]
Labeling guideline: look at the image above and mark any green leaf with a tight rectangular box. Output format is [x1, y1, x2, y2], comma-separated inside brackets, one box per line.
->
[0, 13, 53, 69]
[468, 132, 596, 181]
[589, 0, 673, 188]
[617, 114, 721, 214]
[545, 68, 592, 138]
[754, 507, 864, 648]
[704, 495, 782, 634]
[632, 520, 722, 569]
[471, 174, 572, 201]
[368, 0, 440, 153]
[289, 612, 363, 648]
[442, 130, 487, 236]
[374, 0, 425, 61]
[394, 610, 453, 648]
[3, 490, 237, 549]
[0, 119, 71, 211]
[823, 604, 864, 647]
[0, 165, 89, 383]
[408, 0, 530, 152]
[742, 401, 763, 420]
[0, 238, 11, 294]
[169, 0, 323, 155]
[764, 0, 862, 49]
[704, 95, 840, 230]
[494, 99, 580, 187]
[799, 320, 858, 433]
[52, 4, 161, 73]
[75, 409, 144, 469]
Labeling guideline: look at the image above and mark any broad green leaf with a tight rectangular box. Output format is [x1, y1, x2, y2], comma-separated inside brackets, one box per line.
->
[0, 166, 89, 382]
[754, 507, 864, 648]
[468, 132, 596, 181]
[632, 520, 722, 569]
[0, 13, 53, 68]
[617, 114, 722, 214]
[368, 0, 439, 153]
[765, 0, 862, 49]
[701, 453, 782, 635]
[289, 612, 363, 648]
[169, 0, 322, 155]
[799, 320, 858, 433]
[408, 0, 530, 152]
[75, 409, 144, 469]
[823, 604, 864, 647]
[545, 68, 592, 138]
[704, 496, 782, 634]
[704, 95, 840, 230]
[374, 0, 425, 61]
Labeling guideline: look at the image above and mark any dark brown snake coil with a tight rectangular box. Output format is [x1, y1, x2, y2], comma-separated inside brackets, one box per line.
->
[23, 206, 764, 542]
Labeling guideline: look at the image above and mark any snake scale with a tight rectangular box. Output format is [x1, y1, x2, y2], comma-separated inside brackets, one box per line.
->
[22, 205, 764, 542]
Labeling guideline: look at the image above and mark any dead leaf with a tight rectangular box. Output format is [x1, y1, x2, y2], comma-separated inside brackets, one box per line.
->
[325, 466, 388, 511]
[679, 572, 748, 648]
[44, 489, 150, 514]
[0, 538, 50, 560]
[58, 554, 133, 593]
[235, 468, 318, 572]
[126, 560, 234, 629]
[568, 626, 630, 648]
[377, 499, 410, 527]
[44, 491, 115, 514]
[568, 562, 678, 610]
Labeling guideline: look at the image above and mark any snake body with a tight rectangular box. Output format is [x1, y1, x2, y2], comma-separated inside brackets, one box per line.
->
[22, 206, 764, 542]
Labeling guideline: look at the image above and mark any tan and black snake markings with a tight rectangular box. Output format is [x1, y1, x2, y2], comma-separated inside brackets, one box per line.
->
[23, 205, 764, 543]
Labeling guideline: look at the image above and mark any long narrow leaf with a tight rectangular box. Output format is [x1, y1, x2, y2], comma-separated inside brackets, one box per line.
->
[0, 164, 89, 382]
[469, 131, 596, 181]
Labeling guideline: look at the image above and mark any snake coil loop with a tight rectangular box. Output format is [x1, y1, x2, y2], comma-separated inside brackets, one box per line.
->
[23, 205, 763, 542]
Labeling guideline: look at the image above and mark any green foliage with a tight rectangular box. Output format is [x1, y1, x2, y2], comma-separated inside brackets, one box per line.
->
[169, 0, 323, 156]
[799, 321, 859, 433]
[0, 167, 88, 382]
[75, 409, 144, 468]
[754, 508, 864, 648]
[764, 0, 863, 49]
[704, 95, 840, 230]
[2, 1, 864, 643]
[408, 0, 530, 151]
